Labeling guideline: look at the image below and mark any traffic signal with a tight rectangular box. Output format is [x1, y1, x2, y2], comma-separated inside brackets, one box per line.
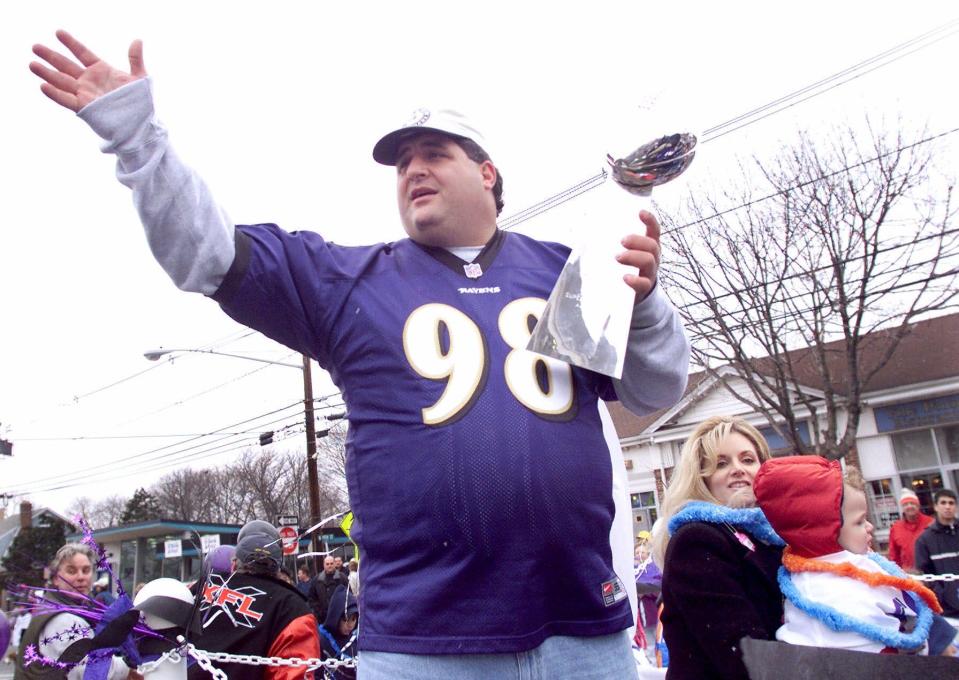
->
[259, 431, 274, 446]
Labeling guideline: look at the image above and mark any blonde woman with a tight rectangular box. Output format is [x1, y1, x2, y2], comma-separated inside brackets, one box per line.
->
[655, 416, 785, 680]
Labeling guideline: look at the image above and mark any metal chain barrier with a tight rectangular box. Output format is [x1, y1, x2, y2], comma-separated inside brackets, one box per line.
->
[187, 645, 229, 680]
[137, 639, 357, 677]
[137, 647, 185, 675]
[911, 572, 959, 582]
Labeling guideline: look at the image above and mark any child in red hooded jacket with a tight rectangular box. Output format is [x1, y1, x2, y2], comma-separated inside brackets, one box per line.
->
[754, 456, 948, 655]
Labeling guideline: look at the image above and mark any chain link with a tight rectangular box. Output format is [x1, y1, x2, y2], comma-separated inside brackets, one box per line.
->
[188, 645, 229, 680]
[192, 645, 357, 672]
[136, 640, 357, 677]
[911, 572, 959, 582]
[137, 647, 183, 675]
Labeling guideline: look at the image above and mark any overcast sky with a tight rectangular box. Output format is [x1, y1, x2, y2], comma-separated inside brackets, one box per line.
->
[1, 1, 956, 516]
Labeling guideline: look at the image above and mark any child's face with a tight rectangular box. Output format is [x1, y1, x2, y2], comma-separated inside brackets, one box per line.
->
[338, 613, 358, 636]
[838, 486, 873, 554]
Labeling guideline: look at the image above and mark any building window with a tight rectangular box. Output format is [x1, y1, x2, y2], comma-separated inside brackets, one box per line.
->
[631, 491, 658, 536]
[892, 425, 959, 514]
[935, 425, 959, 464]
[631, 491, 656, 509]
[119, 539, 137, 596]
[865, 478, 898, 530]
[758, 422, 812, 456]
[892, 430, 938, 469]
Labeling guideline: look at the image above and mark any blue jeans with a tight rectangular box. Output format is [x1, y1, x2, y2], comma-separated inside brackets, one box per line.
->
[359, 631, 638, 680]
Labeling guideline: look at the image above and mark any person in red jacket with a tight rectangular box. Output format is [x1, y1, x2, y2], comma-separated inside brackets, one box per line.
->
[887, 488, 933, 572]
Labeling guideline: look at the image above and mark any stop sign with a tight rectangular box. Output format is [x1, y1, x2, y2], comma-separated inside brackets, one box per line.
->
[279, 526, 299, 555]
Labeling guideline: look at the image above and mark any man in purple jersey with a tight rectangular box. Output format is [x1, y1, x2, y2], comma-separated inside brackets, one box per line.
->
[30, 31, 690, 680]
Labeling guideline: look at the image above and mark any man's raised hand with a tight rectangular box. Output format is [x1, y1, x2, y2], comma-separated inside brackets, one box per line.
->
[30, 30, 146, 112]
[616, 210, 662, 302]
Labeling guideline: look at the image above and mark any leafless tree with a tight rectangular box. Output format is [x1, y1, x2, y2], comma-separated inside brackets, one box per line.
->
[661, 121, 957, 459]
[152, 468, 222, 522]
[148, 446, 348, 526]
[316, 426, 348, 489]
[67, 494, 128, 528]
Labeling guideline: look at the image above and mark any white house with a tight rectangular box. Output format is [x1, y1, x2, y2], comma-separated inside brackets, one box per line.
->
[609, 313, 959, 552]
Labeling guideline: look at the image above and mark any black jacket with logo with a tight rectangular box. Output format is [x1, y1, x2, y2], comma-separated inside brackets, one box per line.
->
[914, 520, 959, 616]
[188, 571, 320, 680]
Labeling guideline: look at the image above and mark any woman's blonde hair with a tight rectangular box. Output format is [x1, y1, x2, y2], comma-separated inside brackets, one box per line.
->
[652, 416, 771, 566]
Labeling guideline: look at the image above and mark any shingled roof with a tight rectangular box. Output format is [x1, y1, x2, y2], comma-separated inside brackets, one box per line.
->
[608, 312, 959, 439]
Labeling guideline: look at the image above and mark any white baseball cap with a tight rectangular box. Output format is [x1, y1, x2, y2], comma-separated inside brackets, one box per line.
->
[373, 107, 487, 166]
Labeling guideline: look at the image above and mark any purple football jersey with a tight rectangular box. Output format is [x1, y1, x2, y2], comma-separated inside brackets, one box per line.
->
[213, 225, 634, 653]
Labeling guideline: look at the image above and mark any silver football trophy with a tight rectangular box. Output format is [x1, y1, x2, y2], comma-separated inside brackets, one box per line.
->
[527, 133, 697, 378]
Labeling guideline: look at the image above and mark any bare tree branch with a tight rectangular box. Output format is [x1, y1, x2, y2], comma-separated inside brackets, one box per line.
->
[661, 120, 957, 459]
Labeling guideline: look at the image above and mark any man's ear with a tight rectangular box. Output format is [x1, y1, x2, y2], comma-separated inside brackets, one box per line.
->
[480, 160, 497, 190]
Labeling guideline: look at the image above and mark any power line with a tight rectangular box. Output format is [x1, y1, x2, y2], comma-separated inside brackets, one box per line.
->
[4, 393, 348, 496]
[0, 400, 304, 493]
[499, 171, 607, 231]
[701, 19, 959, 140]
[662, 125, 959, 236]
[498, 18, 959, 232]
[668, 226, 959, 312]
[11, 404, 349, 497]
[117, 350, 301, 426]
[14, 433, 254, 441]
[685, 266, 959, 344]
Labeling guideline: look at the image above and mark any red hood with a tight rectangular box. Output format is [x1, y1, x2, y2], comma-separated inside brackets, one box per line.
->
[754, 455, 844, 558]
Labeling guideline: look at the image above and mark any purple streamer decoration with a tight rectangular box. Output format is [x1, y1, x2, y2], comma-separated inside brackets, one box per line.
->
[0, 611, 10, 659]
[23, 644, 72, 670]
[17, 515, 164, 673]
[74, 514, 127, 599]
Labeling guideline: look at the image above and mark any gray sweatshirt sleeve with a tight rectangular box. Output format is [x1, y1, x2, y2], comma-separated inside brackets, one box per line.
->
[76, 78, 234, 295]
[39, 613, 132, 680]
[612, 285, 690, 414]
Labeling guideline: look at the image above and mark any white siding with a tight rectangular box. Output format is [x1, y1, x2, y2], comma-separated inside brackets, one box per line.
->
[857, 435, 897, 479]
[679, 378, 753, 425]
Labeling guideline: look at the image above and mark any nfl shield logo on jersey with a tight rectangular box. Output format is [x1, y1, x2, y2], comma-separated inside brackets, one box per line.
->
[463, 262, 483, 279]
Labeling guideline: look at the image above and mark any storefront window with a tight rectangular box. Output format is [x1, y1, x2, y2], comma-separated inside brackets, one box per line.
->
[891, 430, 938, 469]
[162, 557, 183, 579]
[935, 425, 959, 464]
[899, 470, 944, 514]
[119, 540, 137, 596]
[630, 491, 656, 508]
[631, 491, 658, 535]
[758, 422, 812, 456]
[865, 478, 898, 530]
[891, 421, 959, 514]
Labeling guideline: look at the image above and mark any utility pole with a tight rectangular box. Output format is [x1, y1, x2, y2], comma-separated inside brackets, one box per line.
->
[302, 354, 322, 572]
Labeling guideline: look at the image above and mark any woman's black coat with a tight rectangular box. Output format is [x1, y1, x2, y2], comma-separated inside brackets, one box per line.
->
[661, 521, 784, 680]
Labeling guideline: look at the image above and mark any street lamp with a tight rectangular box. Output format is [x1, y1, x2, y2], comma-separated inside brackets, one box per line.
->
[144, 347, 329, 564]
[143, 348, 302, 369]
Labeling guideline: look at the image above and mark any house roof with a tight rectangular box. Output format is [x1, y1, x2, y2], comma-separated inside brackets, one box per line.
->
[608, 312, 959, 439]
[0, 507, 76, 564]
[66, 519, 243, 544]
